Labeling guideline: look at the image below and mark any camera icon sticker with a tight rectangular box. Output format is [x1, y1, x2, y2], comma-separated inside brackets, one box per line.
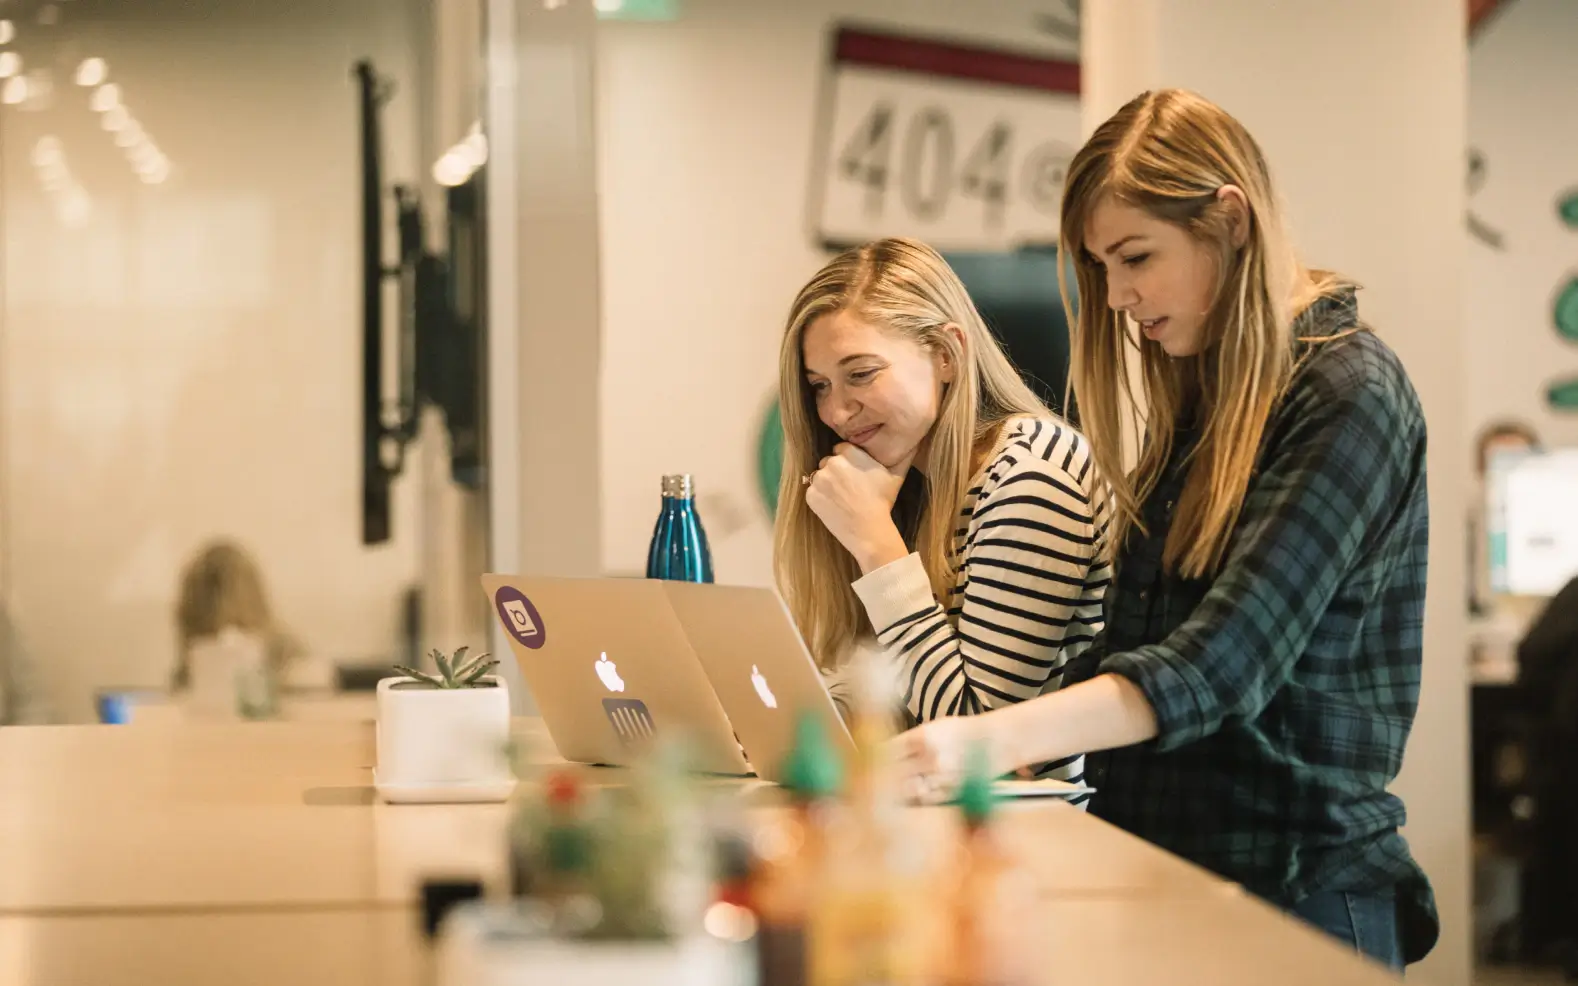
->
[493, 586, 547, 650]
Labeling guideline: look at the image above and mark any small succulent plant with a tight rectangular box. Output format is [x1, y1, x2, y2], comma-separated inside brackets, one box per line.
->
[394, 646, 499, 689]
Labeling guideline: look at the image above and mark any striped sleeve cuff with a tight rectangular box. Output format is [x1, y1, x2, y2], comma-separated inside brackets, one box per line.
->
[851, 552, 935, 637]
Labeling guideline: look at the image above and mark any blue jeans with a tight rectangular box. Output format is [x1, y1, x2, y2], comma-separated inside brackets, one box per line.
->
[1290, 890, 1403, 969]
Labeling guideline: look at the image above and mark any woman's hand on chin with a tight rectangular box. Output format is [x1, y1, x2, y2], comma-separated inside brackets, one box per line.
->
[805, 442, 913, 572]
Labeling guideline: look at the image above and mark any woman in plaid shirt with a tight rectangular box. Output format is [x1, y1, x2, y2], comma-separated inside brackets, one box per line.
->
[893, 89, 1437, 969]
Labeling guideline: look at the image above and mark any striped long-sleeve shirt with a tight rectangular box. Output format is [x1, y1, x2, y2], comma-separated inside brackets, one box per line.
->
[847, 416, 1110, 783]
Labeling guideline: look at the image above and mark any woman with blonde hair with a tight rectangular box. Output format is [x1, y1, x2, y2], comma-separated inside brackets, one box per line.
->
[891, 90, 1438, 967]
[173, 539, 302, 714]
[776, 237, 1110, 783]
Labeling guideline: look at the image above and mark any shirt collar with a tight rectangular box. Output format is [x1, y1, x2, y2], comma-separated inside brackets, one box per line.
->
[1292, 284, 1360, 341]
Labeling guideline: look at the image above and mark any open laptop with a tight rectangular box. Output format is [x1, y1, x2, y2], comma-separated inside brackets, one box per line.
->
[661, 580, 1093, 802]
[480, 574, 750, 776]
[659, 581, 857, 782]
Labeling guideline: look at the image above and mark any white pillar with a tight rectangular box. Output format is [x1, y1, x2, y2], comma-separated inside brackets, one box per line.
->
[417, 0, 491, 697]
[1082, 4, 1470, 984]
[486, 0, 605, 711]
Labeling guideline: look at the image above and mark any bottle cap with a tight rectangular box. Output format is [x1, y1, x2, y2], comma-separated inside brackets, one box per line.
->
[661, 474, 694, 498]
[953, 741, 998, 826]
[779, 710, 843, 799]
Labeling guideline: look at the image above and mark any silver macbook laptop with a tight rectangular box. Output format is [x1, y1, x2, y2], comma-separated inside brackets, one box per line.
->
[480, 574, 750, 776]
[660, 581, 856, 783]
[661, 581, 1092, 802]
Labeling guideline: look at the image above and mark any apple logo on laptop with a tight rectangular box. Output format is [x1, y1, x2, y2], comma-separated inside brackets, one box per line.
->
[595, 653, 626, 693]
[750, 665, 777, 709]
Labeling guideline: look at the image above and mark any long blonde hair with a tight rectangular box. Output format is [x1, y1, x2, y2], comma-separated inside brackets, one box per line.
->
[1059, 89, 1348, 577]
[774, 237, 1051, 670]
[173, 540, 295, 690]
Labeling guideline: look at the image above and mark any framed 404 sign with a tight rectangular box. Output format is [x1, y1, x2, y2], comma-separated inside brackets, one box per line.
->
[811, 26, 1081, 252]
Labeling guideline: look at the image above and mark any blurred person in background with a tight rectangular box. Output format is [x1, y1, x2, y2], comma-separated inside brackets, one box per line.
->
[173, 539, 310, 717]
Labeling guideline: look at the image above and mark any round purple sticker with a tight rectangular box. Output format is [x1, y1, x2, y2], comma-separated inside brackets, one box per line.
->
[494, 586, 547, 650]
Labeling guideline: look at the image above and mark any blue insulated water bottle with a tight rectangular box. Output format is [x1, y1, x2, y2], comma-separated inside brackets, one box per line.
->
[646, 474, 714, 583]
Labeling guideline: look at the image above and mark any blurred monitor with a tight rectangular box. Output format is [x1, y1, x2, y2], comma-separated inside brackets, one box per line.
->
[944, 247, 1071, 415]
[1488, 447, 1578, 598]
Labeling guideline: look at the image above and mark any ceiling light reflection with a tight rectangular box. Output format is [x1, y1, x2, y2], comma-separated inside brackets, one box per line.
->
[100, 104, 129, 130]
[128, 143, 161, 169]
[89, 83, 119, 112]
[137, 157, 170, 185]
[75, 57, 106, 87]
[31, 137, 92, 229]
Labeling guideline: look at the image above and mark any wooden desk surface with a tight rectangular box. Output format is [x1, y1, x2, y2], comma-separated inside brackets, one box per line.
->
[0, 720, 1405, 984]
[0, 892, 1403, 986]
[0, 720, 1226, 913]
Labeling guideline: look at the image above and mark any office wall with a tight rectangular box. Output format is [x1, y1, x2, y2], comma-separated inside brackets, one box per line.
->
[595, 0, 1080, 584]
[0, 0, 432, 720]
[1465, 0, 1578, 451]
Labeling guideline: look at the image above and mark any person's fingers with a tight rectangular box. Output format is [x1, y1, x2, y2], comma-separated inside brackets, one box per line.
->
[838, 443, 880, 466]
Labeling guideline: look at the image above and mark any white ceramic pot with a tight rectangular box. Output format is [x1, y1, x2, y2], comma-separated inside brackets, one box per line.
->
[437, 903, 751, 986]
[374, 675, 514, 803]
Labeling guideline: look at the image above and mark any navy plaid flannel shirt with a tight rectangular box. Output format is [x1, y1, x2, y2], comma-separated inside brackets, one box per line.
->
[1064, 289, 1439, 963]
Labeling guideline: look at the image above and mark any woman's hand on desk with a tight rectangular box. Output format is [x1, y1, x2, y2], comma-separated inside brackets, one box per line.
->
[890, 674, 1164, 799]
[889, 713, 1005, 802]
[805, 443, 913, 573]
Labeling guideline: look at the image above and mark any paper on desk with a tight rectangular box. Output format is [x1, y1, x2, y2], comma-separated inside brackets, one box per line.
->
[717, 775, 1096, 803]
[991, 777, 1095, 799]
[906, 776, 1095, 806]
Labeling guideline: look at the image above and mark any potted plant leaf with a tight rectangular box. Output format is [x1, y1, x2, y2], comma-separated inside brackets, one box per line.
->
[436, 740, 750, 985]
[374, 646, 515, 804]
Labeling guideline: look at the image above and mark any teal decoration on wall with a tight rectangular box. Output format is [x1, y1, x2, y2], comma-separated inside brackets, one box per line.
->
[1549, 379, 1578, 410]
[1558, 276, 1578, 344]
[1552, 189, 1578, 410]
[1559, 188, 1578, 230]
[756, 399, 784, 518]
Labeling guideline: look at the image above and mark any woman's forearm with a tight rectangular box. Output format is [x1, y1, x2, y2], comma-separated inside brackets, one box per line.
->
[989, 673, 1161, 772]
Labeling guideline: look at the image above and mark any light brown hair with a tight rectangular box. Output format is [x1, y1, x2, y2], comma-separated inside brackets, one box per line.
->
[1059, 89, 1350, 577]
[173, 540, 294, 689]
[774, 237, 1052, 669]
